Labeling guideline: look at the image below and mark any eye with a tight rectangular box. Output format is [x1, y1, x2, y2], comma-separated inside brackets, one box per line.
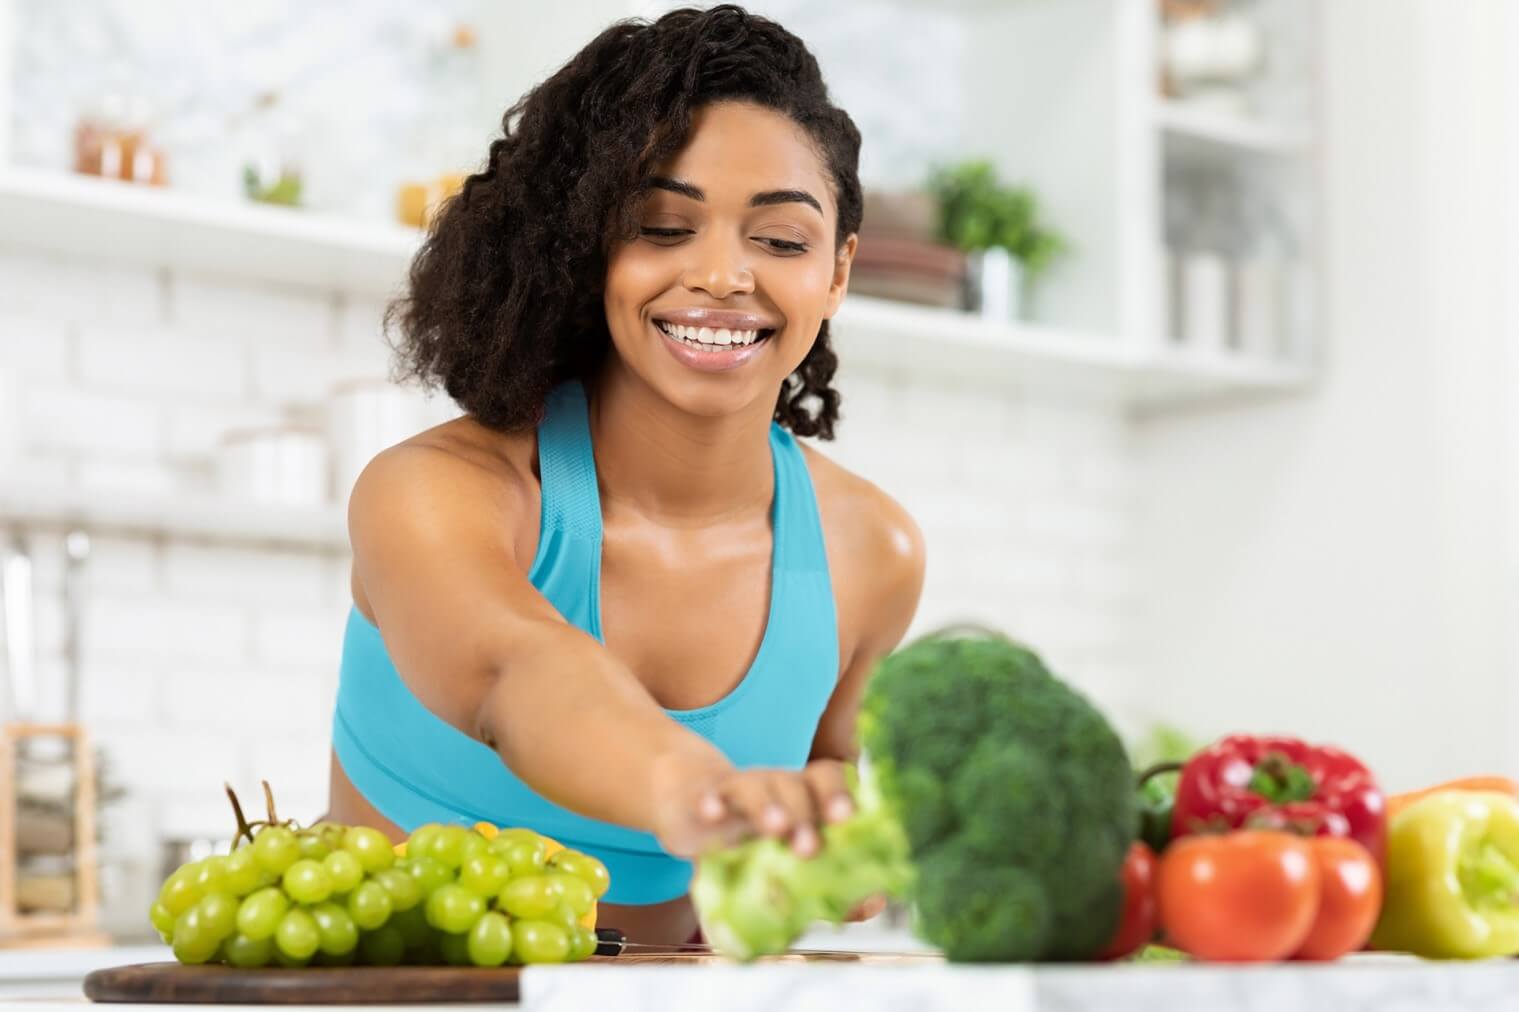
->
[758, 237, 809, 254]
[639, 227, 691, 243]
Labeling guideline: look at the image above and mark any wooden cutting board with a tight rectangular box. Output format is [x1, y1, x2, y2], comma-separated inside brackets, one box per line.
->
[83, 953, 900, 1005]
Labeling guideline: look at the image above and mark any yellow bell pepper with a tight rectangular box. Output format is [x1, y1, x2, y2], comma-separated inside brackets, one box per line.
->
[392, 822, 507, 854]
[1370, 790, 1519, 958]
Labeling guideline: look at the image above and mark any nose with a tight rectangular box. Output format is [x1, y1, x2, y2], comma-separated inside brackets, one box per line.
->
[681, 232, 754, 300]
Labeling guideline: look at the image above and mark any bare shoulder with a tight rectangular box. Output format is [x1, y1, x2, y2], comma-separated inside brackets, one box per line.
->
[349, 415, 540, 564]
[799, 442, 927, 654]
[801, 443, 925, 573]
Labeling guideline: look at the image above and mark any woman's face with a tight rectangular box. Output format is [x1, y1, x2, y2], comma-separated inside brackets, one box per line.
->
[603, 100, 856, 422]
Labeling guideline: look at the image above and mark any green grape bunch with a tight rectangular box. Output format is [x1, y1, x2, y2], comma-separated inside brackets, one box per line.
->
[150, 782, 610, 969]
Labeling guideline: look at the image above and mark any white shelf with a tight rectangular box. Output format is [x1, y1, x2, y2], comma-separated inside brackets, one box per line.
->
[833, 295, 1312, 409]
[1156, 100, 1313, 156]
[0, 167, 422, 296]
[1129, 349, 1315, 411]
[0, 168, 1309, 414]
[0, 484, 349, 553]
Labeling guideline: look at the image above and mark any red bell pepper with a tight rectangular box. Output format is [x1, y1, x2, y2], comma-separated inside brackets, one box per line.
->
[1170, 735, 1385, 865]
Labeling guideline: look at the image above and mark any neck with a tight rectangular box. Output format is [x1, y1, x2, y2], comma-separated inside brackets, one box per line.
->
[587, 362, 776, 525]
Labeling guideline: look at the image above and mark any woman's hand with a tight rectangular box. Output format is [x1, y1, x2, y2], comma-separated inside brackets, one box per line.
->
[652, 756, 856, 860]
[844, 895, 888, 922]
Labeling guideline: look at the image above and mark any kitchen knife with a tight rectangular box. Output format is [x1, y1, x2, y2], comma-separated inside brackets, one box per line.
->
[593, 927, 939, 960]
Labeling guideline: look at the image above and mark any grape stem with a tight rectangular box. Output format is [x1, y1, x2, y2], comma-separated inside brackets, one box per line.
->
[226, 783, 255, 848]
[225, 781, 302, 850]
[263, 780, 280, 827]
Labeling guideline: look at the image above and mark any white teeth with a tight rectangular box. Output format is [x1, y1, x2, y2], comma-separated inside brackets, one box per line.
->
[657, 320, 765, 348]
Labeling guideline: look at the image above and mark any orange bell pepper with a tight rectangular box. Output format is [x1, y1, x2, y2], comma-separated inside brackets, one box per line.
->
[1386, 776, 1519, 819]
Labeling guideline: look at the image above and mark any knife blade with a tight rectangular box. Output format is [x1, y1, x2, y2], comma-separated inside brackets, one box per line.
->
[593, 927, 940, 961]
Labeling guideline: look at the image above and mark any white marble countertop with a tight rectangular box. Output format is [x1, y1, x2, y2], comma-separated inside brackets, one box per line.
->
[519, 956, 1519, 1012]
[5, 943, 1519, 1011]
[0, 946, 169, 1002]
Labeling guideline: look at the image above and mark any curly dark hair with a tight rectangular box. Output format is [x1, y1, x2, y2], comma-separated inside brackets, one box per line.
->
[385, 4, 863, 439]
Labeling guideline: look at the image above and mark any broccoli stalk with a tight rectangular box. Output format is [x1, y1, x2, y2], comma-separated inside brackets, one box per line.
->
[692, 627, 1136, 963]
[692, 766, 912, 961]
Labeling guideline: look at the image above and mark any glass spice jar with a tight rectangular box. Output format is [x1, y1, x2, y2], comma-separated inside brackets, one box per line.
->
[73, 93, 168, 185]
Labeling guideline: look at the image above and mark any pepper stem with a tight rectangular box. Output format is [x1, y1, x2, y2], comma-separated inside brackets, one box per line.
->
[1247, 752, 1317, 804]
[1461, 841, 1519, 908]
[1136, 761, 1184, 789]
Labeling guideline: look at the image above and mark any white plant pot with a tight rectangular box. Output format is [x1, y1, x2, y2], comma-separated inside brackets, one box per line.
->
[966, 246, 1026, 322]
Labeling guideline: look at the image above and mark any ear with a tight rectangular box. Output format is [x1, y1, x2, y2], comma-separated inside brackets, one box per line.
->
[822, 233, 857, 320]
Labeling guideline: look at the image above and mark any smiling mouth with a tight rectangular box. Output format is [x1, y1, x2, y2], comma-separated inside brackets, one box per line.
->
[654, 319, 777, 351]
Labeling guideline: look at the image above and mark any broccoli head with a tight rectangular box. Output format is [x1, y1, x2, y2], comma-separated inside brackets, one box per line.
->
[691, 627, 1133, 964]
[859, 628, 1134, 961]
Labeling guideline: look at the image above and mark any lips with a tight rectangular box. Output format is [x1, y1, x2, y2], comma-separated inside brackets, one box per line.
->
[650, 317, 772, 374]
[650, 307, 781, 332]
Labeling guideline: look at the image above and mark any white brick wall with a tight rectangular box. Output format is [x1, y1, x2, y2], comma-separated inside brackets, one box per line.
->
[163, 402, 287, 460]
[76, 325, 245, 399]
[75, 458, 193, 495]
[79, 663, 161, 727]
[162, 544, 334, 609]
[0, 247, 161, 324]
[334, 294, 392, 352]
[168, 272, 336, 346]
[1, 245, 1138, 899]
[248, 343, 389, 404]
[23, 386, 162, 455]
[830, 364, 1137, 720]
[0, 311, 72, 380]
[84, 595, 247, 663]
[250, 608, 346, 672]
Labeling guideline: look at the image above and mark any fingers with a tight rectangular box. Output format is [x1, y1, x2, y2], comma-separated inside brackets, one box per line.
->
[802, 759, 854, 823]
[699, 814, 755, 853]
[713, 774, 781, 838]
[701, 764, 854, 858]
[718, 773, 815, 848]
[845, 894, 888, 922]
[697, 789, 726, 824]
[767, 774, 820, 856]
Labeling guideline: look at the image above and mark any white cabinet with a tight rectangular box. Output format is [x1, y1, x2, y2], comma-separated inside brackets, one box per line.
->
[0, 0, 1322, 413]
[939, 0, 1322, 403]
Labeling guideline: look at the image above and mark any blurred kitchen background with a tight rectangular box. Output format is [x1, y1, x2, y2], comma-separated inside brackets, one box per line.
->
[0, 0, 1514, 947]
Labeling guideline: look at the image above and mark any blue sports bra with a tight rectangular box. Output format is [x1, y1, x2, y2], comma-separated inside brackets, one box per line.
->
[331, 380, 839, 904]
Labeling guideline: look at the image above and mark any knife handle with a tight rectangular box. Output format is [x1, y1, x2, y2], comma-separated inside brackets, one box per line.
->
[594, 926, 628, 956]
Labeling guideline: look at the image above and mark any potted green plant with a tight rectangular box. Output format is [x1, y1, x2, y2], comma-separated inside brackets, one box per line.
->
[927, 160, 1066, 321]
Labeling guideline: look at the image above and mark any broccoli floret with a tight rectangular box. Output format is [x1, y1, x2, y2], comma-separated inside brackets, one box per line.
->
[692, 628, 1133, 964]
[860, 628, 1135, 962]
[692, 773, 912, 961]
[913, 840, 1051, 962]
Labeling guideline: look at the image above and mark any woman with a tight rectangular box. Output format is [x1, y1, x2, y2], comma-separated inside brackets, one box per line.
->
[327, 4, 925, 945]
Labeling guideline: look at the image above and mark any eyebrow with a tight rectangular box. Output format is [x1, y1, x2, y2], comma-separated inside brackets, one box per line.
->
[645, 175, 823, 217]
